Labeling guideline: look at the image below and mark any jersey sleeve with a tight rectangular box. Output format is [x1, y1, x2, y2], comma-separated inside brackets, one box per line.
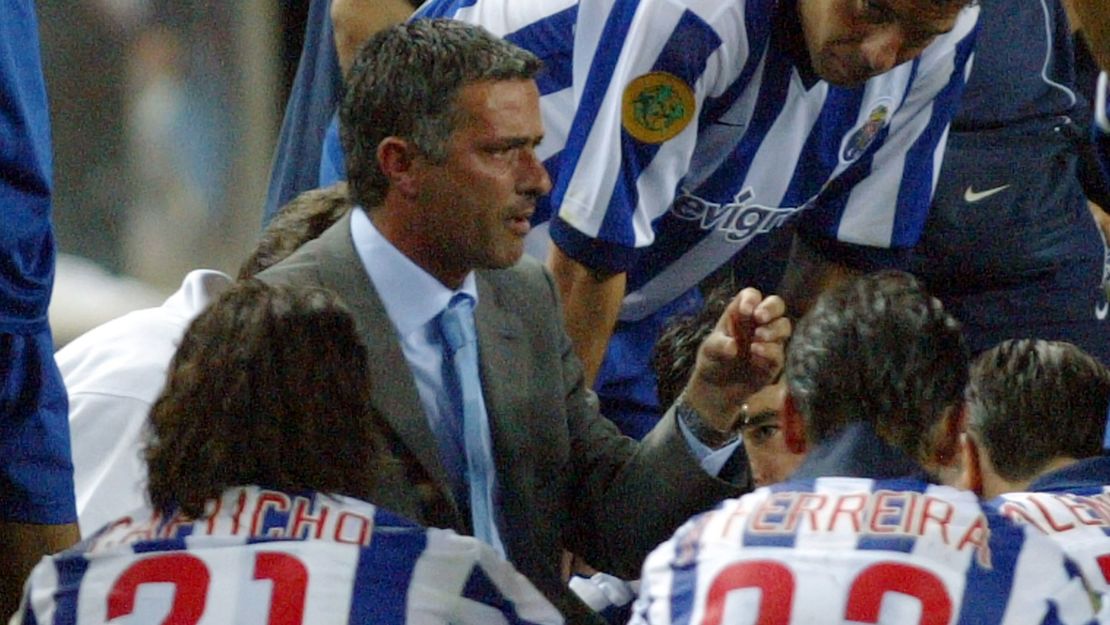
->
[547, 0, 741, 274]
[798, 7, 980, 270]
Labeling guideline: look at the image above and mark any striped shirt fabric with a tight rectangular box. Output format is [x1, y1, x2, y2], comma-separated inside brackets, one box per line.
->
[632, 478, 1099, 625]
[990, 457, 1110, 598]
[13, 486, 563, 625]
[414, 0, 980, 320]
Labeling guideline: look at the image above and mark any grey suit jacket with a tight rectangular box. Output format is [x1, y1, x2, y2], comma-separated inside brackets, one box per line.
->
[258, 212, 740, 623]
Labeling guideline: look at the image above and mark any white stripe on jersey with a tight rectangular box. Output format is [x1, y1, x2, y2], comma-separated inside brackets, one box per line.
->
[633, 478, 1098, 625]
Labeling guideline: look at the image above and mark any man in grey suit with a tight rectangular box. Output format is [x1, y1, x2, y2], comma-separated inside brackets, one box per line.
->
[259, 19, 791, 623]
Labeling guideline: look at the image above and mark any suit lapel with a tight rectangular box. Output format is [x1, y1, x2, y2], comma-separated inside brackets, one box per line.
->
[311, 215, 460, 521]
[474, 272, 529, 470]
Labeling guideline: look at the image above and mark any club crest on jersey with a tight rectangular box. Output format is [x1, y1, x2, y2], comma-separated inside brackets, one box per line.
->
[622, 72, 695, 144]
[841, 100, 891, 163]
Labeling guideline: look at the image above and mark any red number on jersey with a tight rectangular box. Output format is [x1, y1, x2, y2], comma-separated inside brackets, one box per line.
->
[1097, 553, 1110, 586]
[703, 560, 793, 625]
[845, 562, 952, 625]
[701, 560, 951, 625]
[254, 552, 309, 625]
[107, 551, 309, 624]
[107, 553, 209, 625]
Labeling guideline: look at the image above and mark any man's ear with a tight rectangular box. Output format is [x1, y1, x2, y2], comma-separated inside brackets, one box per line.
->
[958, 430, 985, 496]
[782, 392, 808, 454]
[376, 136, 421, 198]
[929, 403, 964, 469]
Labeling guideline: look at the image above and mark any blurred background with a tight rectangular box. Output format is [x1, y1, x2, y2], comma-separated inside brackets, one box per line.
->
[42, 0, 314, 344]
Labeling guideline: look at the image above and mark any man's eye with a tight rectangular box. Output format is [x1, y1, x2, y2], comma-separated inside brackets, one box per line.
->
[861, 0, 893, 23]
[748, 425, 779, 445]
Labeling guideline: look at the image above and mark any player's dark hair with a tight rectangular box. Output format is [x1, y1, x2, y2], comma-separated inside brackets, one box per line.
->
[965, 339, 1110, 482]
[652, 285, 735, 408]
[146, 280, 392, 518]
[340, 18, 541, 209]
[238, 183, 354, 280]
[785, 270, 968, 461]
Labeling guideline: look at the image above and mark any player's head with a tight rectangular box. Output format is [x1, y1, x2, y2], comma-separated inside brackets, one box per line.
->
[239, 182, 354, 280]
[145, 280, 390, 518]
[797, 0, 971, 86]
[654, 284, 804, 486]
[738, 379, 806, 487]
[340, 18, 542, 211]
[959, 339, 1110, 498]
[653, 285, 735, 409]
[783, 270, 968, 468]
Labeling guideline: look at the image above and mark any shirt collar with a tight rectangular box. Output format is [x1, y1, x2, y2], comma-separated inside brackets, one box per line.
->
[350, 208, 478, 338]
[790, 421, 931, 482]
[1028, 455, 1110, 493]
[777, 0, 821, 89]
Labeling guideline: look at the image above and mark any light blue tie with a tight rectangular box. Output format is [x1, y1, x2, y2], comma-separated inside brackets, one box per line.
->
[438, 293, 505, 556]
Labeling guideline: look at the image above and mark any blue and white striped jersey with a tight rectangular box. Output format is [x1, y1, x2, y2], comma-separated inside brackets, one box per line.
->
[412, 0, 980, 320]
[990, 457, 1110, 597]
[13, 486, 563, 625]
[632, 478, 1099, 625]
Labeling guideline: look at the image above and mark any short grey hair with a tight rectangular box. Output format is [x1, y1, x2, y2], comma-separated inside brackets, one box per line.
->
[785, 271, 968, 461]
[965, 339, 1110, 481]
[340, 19, 541, 209]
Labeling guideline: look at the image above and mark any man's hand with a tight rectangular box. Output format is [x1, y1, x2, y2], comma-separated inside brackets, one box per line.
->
[681, 288, 791, 434]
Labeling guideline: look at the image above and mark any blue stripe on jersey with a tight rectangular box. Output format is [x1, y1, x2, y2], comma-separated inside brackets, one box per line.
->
[461, 564, 532, 625]
[700, 0, 776, 125]
[414, 0, 478, 18]
[954, 515, 1021, 625]
[781, 87, 867, 206]
[133, 538, 189, 552]
[856, 480, 928, 555]
[741, 481, 809, 549]
[797, 124, 892, 239]
[696, 33, 794, 201]
[348, 531, 428, 624]
[53, 554, 90, 625]
[628, 27, 800, 287]
[596, 10, 722, 250]
[505, 7, 576, 96]
[891, 29, 977, 245]
[594, 9, 723, 259]
[19, 595, 38, 625]
[668, 562, 699, 625]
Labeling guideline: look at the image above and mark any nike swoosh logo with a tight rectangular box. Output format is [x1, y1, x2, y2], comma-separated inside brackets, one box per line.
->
[1097, 301, 1109, 321]
[964, 184, 1010, 203]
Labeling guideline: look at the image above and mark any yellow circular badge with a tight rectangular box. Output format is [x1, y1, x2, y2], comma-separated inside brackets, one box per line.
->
[621, 72, 696, 144]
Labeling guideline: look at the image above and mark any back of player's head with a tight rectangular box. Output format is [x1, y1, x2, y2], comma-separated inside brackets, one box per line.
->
[785, 270, 968, 460]
[965, 339, 1110, 482]
[146, 280, 389, 518]
[340, 18, 541, 209]
[239, 183, 353, 280]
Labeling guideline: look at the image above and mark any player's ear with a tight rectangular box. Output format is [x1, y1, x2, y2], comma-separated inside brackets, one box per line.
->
[929, 403, 963, 469]
[781, 392, 807, 454]
[377, 136, 422, 199]
[958, 429, 985, 496]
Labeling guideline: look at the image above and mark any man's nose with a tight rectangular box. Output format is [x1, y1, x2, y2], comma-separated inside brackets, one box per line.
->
[519, 148, 552, 196]
[860, 27, 903, 75]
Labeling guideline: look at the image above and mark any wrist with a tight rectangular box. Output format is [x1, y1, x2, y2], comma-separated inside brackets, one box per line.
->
[675, 391, 739, 449]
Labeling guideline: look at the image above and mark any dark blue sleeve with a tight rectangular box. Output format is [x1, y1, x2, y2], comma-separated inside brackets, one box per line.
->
[0, 0, 55, 333]
[261, 0, 343, 228]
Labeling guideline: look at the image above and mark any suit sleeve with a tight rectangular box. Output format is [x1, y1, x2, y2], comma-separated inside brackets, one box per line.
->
[540, 264, 739, 577]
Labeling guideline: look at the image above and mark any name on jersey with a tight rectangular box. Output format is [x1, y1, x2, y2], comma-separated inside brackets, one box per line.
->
[999, 492, 1110, 535]
[91, 489, 377, 553]
[671, 187, 801, 245]
[721, 490, 993, 568]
